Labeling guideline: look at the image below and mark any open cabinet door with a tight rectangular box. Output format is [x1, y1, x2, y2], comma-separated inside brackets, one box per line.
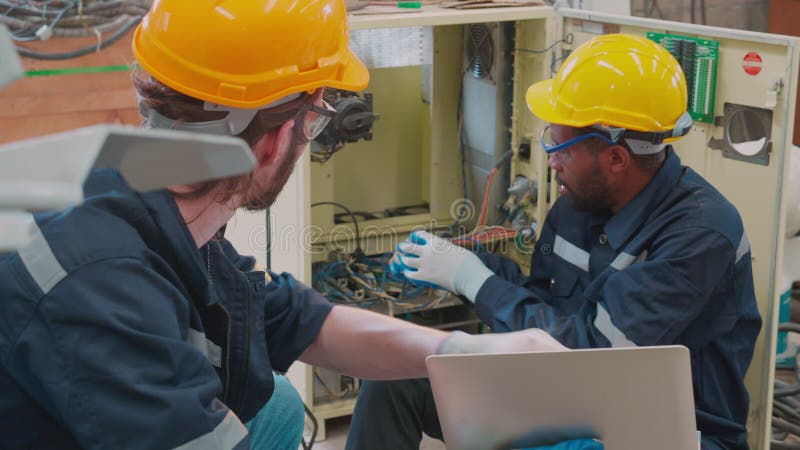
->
[256, 4, 796, 443]
[548, 10, 800, 449]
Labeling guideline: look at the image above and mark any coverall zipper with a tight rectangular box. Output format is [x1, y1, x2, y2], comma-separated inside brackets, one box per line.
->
[209, 242, 234, 404]
[218, 302, 233, 404]
[237, 271, 253, 412]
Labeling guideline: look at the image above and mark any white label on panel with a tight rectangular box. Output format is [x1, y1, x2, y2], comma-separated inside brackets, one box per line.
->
[349, 26, 432, 69]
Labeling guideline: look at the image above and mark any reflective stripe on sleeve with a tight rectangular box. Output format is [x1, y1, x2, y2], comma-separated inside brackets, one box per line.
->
[553, 235, 589, 272]
[736, 231, 750, 264]
[17, 222, 67, 294]
[173, 408, 248, 450]
[187, 328, 223, 368]
[594, 303, 638, 348]
[610, 249, 647, 271]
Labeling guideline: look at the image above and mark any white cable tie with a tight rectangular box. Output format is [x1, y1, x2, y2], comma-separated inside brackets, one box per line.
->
[35, 25, 53, 41]
[93, 27, 101, 52]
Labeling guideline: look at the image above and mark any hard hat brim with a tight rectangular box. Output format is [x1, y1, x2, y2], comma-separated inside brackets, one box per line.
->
[525, 79, 561, 125]
[134, 24, 371, 110]
[327, 49, 370, 94]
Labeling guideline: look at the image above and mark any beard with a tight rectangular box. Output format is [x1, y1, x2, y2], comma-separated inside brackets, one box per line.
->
[242, 152, 299, 210]
[557, 170, 614, 213]
[241, 134, 305, 211]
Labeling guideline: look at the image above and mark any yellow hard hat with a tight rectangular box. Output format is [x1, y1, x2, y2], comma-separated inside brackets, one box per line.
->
[526, 34, 690, 143]
[132, 0, 369, 109]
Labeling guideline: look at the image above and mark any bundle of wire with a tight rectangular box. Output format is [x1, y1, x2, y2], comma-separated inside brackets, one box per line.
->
[773, 322, 800, 449]
[312, 253, 449, 311]
[3, 0, 149, 59]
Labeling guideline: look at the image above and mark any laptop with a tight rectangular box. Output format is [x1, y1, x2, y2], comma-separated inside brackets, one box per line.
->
[426, 346, 697, 450]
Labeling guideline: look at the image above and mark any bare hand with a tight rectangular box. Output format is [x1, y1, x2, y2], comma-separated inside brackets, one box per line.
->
[438, 328, 567, 355]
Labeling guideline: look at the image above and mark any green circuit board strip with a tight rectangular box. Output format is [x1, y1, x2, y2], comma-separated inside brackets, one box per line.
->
[647, 32, 719, 124]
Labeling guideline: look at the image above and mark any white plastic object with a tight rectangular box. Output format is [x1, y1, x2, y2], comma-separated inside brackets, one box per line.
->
[35, 24, 53, 41]
[0, 125, 255, 250]
[0, 25, 23, 90]
[0, 211, 35, 252]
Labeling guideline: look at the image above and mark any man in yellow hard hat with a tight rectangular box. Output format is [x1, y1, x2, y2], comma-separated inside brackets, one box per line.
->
[348, 34, 760, 450]
[0, 1, 568, 449]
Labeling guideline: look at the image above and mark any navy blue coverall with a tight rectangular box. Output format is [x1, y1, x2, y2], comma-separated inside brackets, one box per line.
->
[347, 149, 761, 450]
[0, 170, 333, 449]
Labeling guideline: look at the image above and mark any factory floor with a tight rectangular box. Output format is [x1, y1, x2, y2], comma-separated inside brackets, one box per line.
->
[309, 415, 446, 450]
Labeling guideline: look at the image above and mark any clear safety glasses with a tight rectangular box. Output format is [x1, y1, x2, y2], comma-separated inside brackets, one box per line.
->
[539, 112, 694, 155]
[295, 100, 336, 142]
[539, 125, 618, 154]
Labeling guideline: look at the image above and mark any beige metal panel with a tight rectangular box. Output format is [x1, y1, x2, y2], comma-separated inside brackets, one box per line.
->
[272, 153, 315, 432]
[510, 16, 555, 232]
[350, 6, 550, 30]
[763, 35, 799, 450]
[430, 25, 467, 221]
[331, 66, 426, 214]
[310, 158, 336, 233]
[308, 213, 438, 264]
[674, 127, 709, 172]
[270, 153, 313, 280]
[560, 8, 795, 46]
[699, 37, 798, 450]
[421, 102, 432, 206]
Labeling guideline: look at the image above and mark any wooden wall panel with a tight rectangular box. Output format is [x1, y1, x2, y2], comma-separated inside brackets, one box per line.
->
[0, 32, 139, 144]
[631, 0, 770, 32]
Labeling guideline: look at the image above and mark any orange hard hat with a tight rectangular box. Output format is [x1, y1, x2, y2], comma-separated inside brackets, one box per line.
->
[132, 0, 369, 109]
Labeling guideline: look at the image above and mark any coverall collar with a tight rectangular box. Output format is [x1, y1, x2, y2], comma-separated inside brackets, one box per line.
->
[603, 147, 683, 250]
[82, 170, 214, 306]
[139, 187, 221, 307]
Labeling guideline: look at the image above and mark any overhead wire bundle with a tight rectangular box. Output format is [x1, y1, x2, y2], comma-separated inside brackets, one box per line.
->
[2, 0, 149, 59]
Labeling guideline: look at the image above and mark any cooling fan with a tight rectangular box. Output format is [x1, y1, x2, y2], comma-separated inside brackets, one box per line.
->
[466, 24, 494, 79]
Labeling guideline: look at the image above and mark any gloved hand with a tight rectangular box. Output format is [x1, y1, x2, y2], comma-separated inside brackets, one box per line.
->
[454, 423, 601, 450]
[437, 329, 567, 355]
[525, 439, 603, 450]
[390, 231, 494, 301]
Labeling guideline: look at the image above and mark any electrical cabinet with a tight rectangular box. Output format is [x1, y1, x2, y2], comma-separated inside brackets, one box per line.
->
[226, 5, 800, 446]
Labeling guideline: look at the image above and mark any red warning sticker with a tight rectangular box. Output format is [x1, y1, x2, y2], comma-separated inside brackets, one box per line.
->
[743, 52, 763, 76]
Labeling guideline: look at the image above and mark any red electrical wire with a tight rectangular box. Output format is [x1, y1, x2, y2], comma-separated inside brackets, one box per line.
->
[476, 167, 497, 228]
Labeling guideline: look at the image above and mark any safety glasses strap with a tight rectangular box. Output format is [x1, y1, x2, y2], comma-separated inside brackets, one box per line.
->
[540, 126, 615, 154]
[140, 102, 236, 135]
[606, 112, 694, 144]
[139, 92, 308, 136]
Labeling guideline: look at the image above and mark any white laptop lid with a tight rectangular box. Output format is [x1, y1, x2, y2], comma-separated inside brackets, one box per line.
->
[426, 346, 697, 450]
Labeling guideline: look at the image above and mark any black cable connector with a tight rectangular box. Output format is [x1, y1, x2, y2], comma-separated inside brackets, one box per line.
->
[311, 201, 363, 260]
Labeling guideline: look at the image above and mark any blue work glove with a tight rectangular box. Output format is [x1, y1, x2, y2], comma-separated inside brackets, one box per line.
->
[524, 439, 603, 450]
[509, 427, 603, 450]
[454, 425, 601, 450]
[390, 231, 494, 301]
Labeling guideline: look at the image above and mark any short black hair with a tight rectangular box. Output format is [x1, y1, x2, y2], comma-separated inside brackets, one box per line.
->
[576, 128, 665, 174]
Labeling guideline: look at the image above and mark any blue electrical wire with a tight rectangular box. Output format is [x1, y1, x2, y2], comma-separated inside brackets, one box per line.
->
[313, 253, 449, 310]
